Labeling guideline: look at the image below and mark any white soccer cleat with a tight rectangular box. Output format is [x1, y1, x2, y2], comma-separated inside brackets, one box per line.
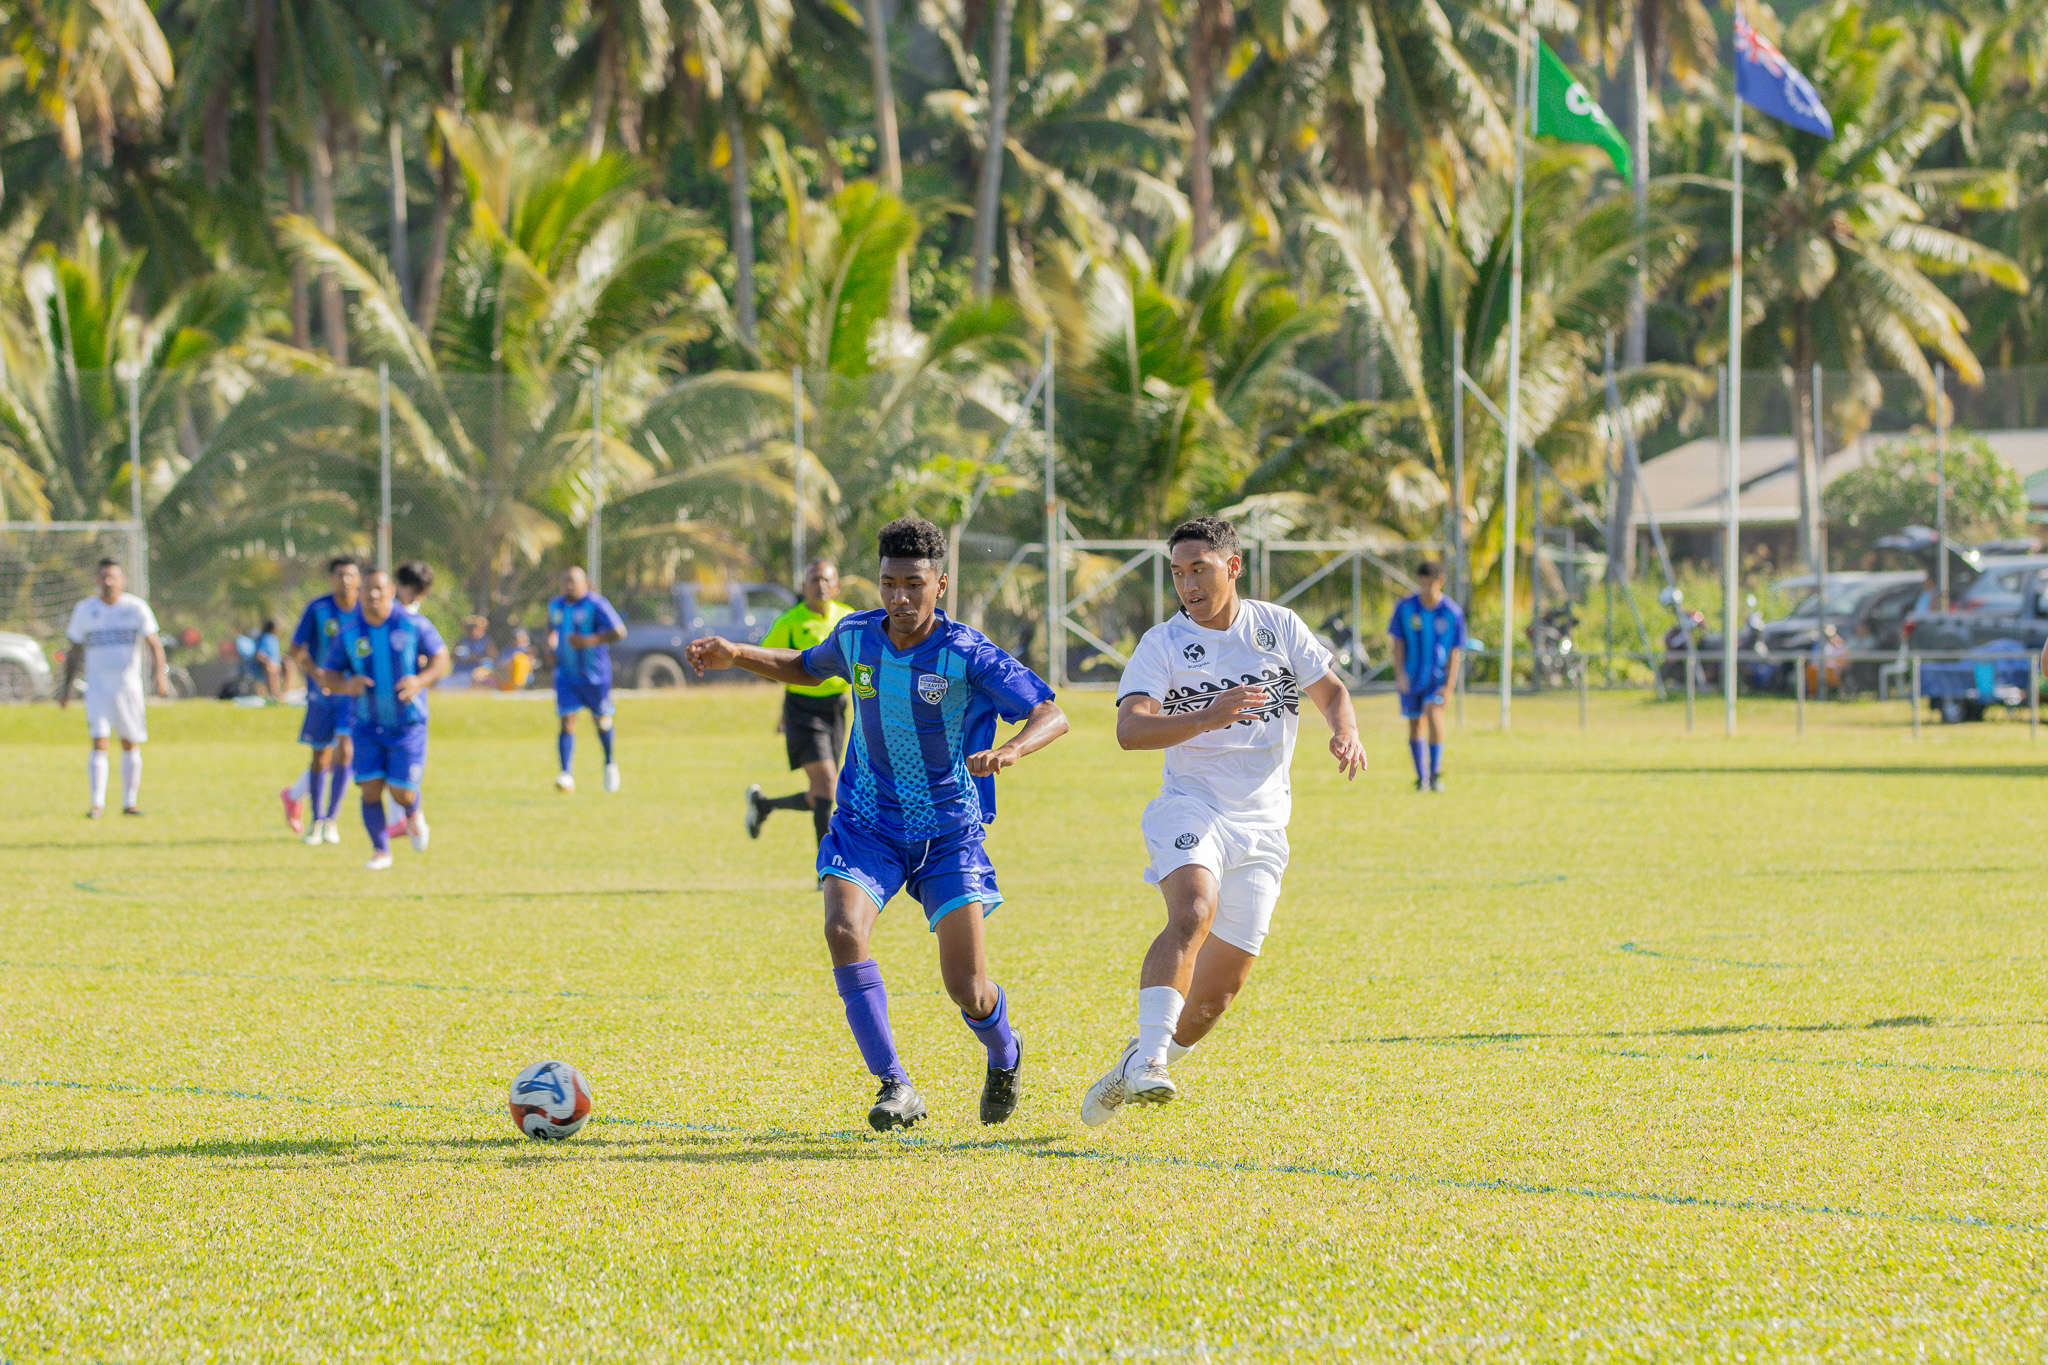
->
[556, 772, 575, 793]
[302, 820, 325, 846]
[603, 762, 620, 793]
[1080, 1037, 1140, 1128]
[407, 811, 430, 852]
[365, 851, 394, 871]
[322, 819, 341, 844]
[1125, 1057, 1177, 1107]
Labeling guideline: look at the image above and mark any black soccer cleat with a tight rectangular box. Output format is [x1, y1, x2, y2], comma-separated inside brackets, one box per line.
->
[979, 1034, 1024, 1125]
[121, 806, 143, 816]
[744, 784, 764, 839]
[1429, 773, 1445, 793]
[867, 1078, 926, 1133]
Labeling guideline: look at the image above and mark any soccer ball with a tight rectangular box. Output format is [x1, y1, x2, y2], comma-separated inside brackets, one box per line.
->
[508, 1059, 593, 1140]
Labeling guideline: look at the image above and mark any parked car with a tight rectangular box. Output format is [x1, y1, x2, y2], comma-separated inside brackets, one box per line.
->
[1904, 555, 2048, 654]
[1698, 571, 1924, 691]
[610, 581, 799, 688]
[0, 632, 53, 701]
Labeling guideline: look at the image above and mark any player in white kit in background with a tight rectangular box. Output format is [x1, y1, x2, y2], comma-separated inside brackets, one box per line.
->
[1080, 516, 1366, 1124]
[61, 559, 170, 818]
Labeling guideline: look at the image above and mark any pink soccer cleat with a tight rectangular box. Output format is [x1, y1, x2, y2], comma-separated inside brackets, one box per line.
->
[279, 787, 305, 835]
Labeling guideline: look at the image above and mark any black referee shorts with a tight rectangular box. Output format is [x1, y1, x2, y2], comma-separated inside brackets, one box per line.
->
[783, 691, 848, 770]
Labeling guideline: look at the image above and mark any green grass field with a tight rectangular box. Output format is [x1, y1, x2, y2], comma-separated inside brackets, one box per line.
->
[4, 687, 2045, 1361]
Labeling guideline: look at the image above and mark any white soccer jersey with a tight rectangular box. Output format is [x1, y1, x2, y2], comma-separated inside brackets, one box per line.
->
[1116, 599, 1334, 828]
[67, 592, 159, 695]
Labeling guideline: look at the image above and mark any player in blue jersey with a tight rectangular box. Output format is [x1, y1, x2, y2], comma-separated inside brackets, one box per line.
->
[282, 555, 363, 845]
[685, 516, 1068, 1132]
[1387, 561, 1465, 792]
[315, 568, 452, 870]
[546, 566, 628, 793]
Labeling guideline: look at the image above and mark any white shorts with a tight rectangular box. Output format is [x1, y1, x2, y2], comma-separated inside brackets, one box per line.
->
[85, 682, 148, 743]
[1140, 795, 1289, 956]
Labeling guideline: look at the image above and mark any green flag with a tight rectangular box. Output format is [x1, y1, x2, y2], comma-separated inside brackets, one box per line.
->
[1533, 41, 1631, 179]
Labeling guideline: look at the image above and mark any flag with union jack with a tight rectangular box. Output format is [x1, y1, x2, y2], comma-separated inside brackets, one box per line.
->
[1734, 7, 1835, 139]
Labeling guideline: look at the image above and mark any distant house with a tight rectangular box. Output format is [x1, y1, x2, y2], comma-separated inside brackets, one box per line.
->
[1633, 429, 2048, 567]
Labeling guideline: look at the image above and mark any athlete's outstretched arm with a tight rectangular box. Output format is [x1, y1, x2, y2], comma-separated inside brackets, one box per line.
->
[145, 632, 170, 697]
[967, 699, 1068, 776]
[685, 636, 824, 687]
[58, 646, 81, 708]
[1304, 671, 1366, 779]
[1115, 685, 1270, 750]
[396, 646, 452, 702]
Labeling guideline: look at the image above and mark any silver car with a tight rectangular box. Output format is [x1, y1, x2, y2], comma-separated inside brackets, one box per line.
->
[0, 631, 53, 702]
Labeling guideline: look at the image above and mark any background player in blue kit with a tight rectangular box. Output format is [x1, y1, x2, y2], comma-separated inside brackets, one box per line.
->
[685, 516, 1068, 1133]
[316, 568, 451, 869]
[546, 566, 627, 793]
[1387, 561, 1465, 792]
[283, 555, 362, 845]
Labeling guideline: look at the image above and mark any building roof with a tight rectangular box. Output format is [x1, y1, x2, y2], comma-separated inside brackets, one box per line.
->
[1638, 429, 2048, 528]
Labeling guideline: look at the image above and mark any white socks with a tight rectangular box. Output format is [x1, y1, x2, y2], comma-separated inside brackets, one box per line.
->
[122, 750, 142, 808]
[289, 770, 313, 801]
[1167, 1039, 1195, 1064]
[88, 751, 110, 809]
[1135, 986, 1184, 1068]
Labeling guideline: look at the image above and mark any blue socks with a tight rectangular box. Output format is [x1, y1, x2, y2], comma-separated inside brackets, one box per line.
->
[597, 723, 615, 764]
[557, 731, 574, 773]
[362, 798, 389, 853]
[1429, 743, 1442, 779]
[1409, 739, 1428, 781]
[324, 764, 351, 820]
[964, 985, 1020, 1070]
[833, 959, 909, 1083]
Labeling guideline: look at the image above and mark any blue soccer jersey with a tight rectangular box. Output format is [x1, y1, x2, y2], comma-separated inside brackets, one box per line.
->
[1388, 593, 1466, 692]
[548, 592, 625, 687]
[322, 608, 446, 731]
[291, 594, 351, 699]
[799, 610, 1053, 841]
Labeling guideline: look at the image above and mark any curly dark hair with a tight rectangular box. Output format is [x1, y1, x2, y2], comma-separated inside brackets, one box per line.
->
[877, 516, 947, 564]
[395, 561, 434, 593]
[1167, 516, 1240, 559]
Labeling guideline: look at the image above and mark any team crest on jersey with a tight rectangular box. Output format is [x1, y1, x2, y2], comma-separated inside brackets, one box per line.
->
[1407, 610, 1420, 630]
[1181, 642, 1207, 664]
[323, 619, 339, 637]
[917, 672, 950, 705]
[1173, 832, 1199, 850]
[852, 662, 877, 698]
[1254, 627, 1277, 651]
[353, 638, 371, 657]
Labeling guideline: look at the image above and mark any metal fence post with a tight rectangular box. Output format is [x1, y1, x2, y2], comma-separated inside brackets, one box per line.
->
[1795, 656, 1805, 738]
[1910, 655, 1921, 739]
[1578, 656, 1587, 732]
[377, 363, 392, 573]
[792, 366, 805, 574]
[2032, 653, 2040, 741]
[127, 370, 147, 598]
[589, 361, 603, 592]
[1042, 329, 1061, 687]
[1685, 631, 1696, 732]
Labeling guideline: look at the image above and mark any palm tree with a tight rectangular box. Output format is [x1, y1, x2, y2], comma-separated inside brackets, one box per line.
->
[1691, 1, 2026, 569]
[1, 0, 174, 171]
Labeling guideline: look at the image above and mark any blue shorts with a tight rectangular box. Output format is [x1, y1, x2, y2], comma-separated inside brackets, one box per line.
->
[555, 677, 615, 718]
[298, 694, 357, 747]
[818, 817, 1004, 928]
[352, 724, 428, 791]
[1400, 686, 1448, 718]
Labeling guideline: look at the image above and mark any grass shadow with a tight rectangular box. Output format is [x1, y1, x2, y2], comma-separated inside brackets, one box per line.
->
[1354, 1014, 2048, 1046]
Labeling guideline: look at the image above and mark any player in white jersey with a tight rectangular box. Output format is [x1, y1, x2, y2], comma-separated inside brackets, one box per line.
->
[1080, 516, 1365, 1124]
[60, 559, 170, 818]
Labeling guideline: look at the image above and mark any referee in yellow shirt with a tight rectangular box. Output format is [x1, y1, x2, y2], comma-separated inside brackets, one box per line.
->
[745, 558, 853, 846]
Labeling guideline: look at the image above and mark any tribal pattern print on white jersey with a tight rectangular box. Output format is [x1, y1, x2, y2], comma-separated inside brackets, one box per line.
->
[66, 593, 159, 694]
[1116, 599, 1333, 829]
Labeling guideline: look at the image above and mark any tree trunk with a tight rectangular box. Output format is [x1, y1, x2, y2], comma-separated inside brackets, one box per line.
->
[863, 0, 909, 319]
[1187, 0, 1214, 253]
[970, 0, 1014, 300]
[416, 95, 461, 332]
[586, 0, 615, 159]
[311, 111, 349, 365]
[726, 101, 759, 352]
[202, 83, 230, 187]
[1790, 312, 1821, 572]
[255, 0, 277, 176]
[287, 170, 311, 350]
[387, 118, 413, 319]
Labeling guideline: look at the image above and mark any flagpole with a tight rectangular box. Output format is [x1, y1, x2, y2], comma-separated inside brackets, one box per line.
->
[1500, 0, 1530, 730]
[1725, 17, 1744, 738]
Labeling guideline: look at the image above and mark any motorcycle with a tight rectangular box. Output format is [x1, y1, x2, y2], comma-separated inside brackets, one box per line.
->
[1528, 604, 1581, 687]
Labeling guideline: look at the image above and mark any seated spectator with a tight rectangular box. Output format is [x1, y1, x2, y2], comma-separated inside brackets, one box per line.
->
[447, 616, 497, 688]
[496, 627, 536, 691]
[237, 620, 284, 699]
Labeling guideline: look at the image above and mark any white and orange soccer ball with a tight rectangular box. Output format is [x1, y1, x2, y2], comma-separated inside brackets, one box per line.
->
[508, 1059, 593, 1140]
